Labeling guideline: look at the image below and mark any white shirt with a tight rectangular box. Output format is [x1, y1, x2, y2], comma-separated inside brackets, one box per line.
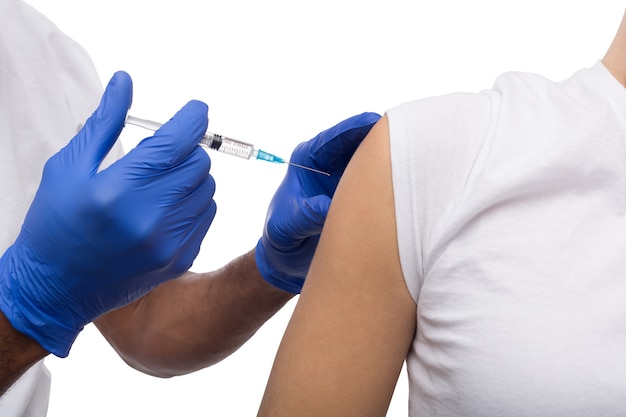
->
[0, 0, 122, 415]
[389, 61, 626, 416]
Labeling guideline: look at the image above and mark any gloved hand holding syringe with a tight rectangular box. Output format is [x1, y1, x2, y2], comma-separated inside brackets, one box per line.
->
[125, 115, 330, 176]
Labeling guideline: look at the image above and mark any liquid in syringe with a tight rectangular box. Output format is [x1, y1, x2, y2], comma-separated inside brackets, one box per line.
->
[125, 115, 329, 175]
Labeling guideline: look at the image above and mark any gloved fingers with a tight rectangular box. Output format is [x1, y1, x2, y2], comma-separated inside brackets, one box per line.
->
[122, 175, 216, 279]
[172, 167, 217, 217]
[294, 112, 381, 169]
[269, 195, 330, 247]
[159, 160, 217, 227]
[297, 195, 331, 235]
[135, 100, 209, 169]
[158, 147, 213, 198]
[166, 197, 217, 276]
[65, 71, 133, 174]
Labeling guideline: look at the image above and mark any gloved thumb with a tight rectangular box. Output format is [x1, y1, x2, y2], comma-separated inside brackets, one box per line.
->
[61, 71, 132, 174]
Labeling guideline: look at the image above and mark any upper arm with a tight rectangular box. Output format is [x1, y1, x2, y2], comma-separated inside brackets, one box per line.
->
[258, 114, 417, 417]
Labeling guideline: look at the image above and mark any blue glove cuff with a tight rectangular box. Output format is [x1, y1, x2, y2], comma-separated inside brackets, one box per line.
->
[255, 238, 304, 294]
[0, 245, 80, 358]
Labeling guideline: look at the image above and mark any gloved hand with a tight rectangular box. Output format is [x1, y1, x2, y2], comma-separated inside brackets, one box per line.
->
[0, 71, 217, 357]
[256, 112, 381, 293]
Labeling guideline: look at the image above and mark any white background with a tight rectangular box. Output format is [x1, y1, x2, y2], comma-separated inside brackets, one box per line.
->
[22, 1, 624, 415]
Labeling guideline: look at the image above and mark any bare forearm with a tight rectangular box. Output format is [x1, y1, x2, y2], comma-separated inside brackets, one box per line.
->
[0, 310, 48, 395]
[95, 249, 294, 378]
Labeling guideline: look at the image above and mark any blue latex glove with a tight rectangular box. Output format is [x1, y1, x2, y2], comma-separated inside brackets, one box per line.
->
[256, 112, 381, 293]
[0, 71, 217, 357]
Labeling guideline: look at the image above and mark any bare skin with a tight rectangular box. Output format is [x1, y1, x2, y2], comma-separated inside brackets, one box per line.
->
[4, 8, 626, 401]
[0, 249, 292, 395]
[257, 12, 626, 416]
[603, 11, 626, 87]
[0, 311, 47, 395]
[95, 250, 293, 377]
[258, 116, 417, 416]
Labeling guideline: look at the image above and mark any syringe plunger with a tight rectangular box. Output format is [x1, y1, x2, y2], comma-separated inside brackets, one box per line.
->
[124, 114, 329, 175]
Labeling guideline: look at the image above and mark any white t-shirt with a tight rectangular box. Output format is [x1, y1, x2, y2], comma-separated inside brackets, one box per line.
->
[0, 1, 122, 415]
[389, 61, 626, 416]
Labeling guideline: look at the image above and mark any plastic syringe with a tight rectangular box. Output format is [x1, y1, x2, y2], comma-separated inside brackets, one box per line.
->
[124, 115, 329, 176]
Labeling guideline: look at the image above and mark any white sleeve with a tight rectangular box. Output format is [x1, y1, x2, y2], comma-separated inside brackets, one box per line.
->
[0, 361, 50, 417]
[0, 0, 123, 251]
[387, 92, 494, 303]
[0, 1, 118, 413]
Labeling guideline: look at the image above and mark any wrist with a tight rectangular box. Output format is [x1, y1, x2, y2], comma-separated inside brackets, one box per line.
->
[0, 307, 48, 395]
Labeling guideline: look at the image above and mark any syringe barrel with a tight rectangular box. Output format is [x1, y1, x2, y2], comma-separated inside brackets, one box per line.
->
[126, 114, 257, 160]
[200, 133, 254, 159]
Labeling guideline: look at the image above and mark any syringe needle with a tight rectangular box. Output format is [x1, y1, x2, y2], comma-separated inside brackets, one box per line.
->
[125, 114, 331, 175]
[287, 162, 331, 176]
[255, 149, 330, 176]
